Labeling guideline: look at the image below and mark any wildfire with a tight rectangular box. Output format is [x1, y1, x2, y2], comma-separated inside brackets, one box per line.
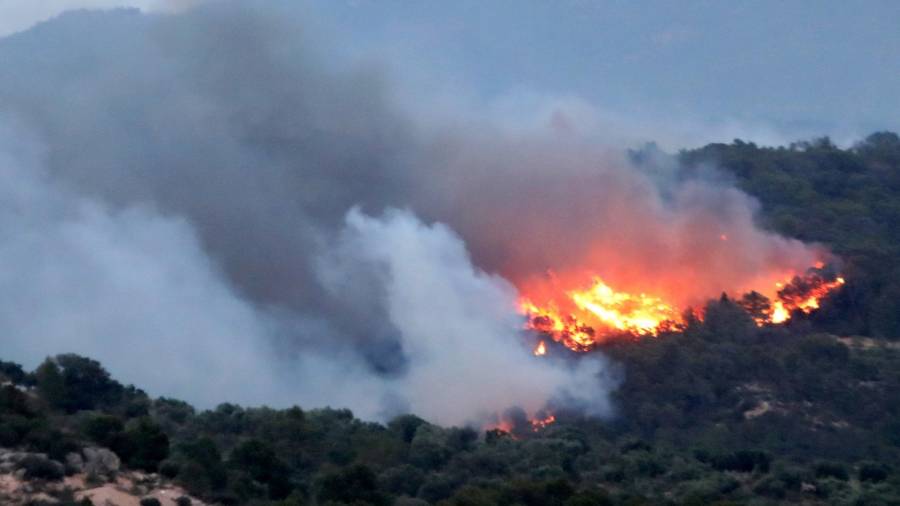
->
[520, 276, 684, 350]
[489, 411, 557, 436]
[520, 268, 844, 352]
[767, 275, 845, 324]
[530, 414, 556, 431]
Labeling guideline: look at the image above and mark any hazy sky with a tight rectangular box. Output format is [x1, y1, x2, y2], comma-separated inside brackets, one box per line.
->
[309, 0, 900, 145]
[1, 0, 897, 146]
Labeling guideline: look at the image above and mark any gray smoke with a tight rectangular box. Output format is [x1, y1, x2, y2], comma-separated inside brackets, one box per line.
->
[0, 1, 821, 424]
[0, 117, 612, 425]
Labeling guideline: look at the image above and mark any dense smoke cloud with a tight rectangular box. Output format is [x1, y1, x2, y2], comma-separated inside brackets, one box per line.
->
[0, 119, 288, 406]
[318, 209, 613, 425]
[0, 121, 610, 425]
[0, 1, 822, 424]
[412, 130, 824, 308]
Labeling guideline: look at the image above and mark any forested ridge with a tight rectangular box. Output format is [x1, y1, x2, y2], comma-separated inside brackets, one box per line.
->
[2, 133, 899, 505]
[680, 131, 900, 338]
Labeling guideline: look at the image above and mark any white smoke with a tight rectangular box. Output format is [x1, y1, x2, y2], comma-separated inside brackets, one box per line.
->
[0, 119, 289, 406]
[318, 208, 614, 425]
[0, 119, 615, 425]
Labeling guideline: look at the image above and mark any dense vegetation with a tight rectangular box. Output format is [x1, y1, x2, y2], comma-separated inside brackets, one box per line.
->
[2, 133, 899, 505]
[679, 131, 900, 339]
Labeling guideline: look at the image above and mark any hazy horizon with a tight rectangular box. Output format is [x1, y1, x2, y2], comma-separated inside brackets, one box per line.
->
[2, 0, 897, 148]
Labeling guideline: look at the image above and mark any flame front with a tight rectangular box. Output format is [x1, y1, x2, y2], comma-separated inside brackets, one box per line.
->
[570, 278, 680, 335]
[768, 275, 845, 324]
[530, 414, 556, 431]
[489, 411, 557, 436]
[520, 276, 682, 350]
[520, 268, 844, 352]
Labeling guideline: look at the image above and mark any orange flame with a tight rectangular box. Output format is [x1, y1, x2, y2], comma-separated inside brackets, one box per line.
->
[770, 301, 790, 324]
[520, 276, 683, 350]
[520, 268, 844, 351]
[765, 275, 845, 324]
[530, 414, 556, 431]
[487, 411, 557, 436]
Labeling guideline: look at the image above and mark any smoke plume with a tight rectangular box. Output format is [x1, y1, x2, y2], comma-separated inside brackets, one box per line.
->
[0, 1, 823, 425]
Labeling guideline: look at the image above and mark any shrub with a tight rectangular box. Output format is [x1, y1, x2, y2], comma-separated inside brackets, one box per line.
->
[121, 418, 169, 472]
[814, 461, 849, 481]
[158, 460, 180, 479]
[388, 414, 428, 443]
[0, 360, 27, 384]
[228, 439, 283, 483]
[416, 473, 458, 504]
[754, 464, 809, 498]
[709, 450, 770, 473]
[0, 385, 30, 416]
[176, 438, 227, 495]
[409, 426, 451, 471]
[752, 476, 788, 499]
[82, 414, 124, 447]
[35, 355, 124, 413]
[20, 455, 65, 481]
[564, 489, 612, 506]
[317, 464, 389, 506]
[858, 461, 891, 482]
[380, 464, 425, 496]
[442, 485, 501, 506]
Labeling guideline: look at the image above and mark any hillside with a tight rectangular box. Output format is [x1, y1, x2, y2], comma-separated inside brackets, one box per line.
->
[679, 132, 900, 338]
[2, 134, 900, 506]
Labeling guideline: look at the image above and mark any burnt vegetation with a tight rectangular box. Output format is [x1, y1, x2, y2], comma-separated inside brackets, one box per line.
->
[2, 133, 900, 505]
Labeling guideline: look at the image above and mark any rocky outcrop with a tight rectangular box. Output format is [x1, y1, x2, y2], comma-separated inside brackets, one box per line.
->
[0, 449, 64, 480]
[82, 447, 121, 478]
[65, 451, 84, 474]
[1, 448, 205, 506]
[0, 450, 28, 474]
[1, 446, 125, 483]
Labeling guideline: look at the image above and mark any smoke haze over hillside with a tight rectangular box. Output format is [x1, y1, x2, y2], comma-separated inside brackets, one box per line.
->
[0, 1, 835, 424]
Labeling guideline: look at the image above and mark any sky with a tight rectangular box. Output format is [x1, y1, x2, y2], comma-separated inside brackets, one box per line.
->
[2, 0, 895, 147]
[310, 0, 900, 146]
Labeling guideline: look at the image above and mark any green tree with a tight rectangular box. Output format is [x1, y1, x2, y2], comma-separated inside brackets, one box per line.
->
[35, 354, 124, 413]
[120, 417, 169, 472]
[317, 464, 389, 506]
